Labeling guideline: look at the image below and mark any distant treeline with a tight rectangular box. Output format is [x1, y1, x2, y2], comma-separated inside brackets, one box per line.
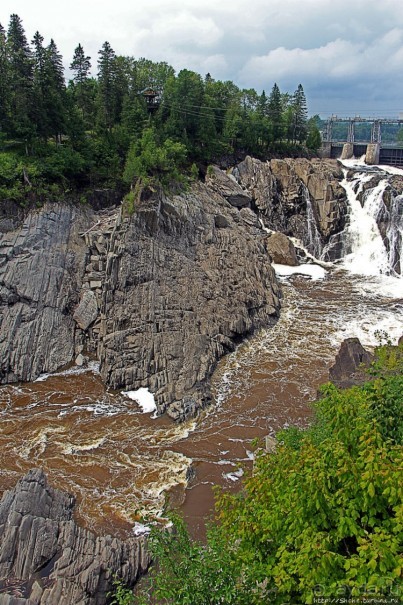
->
[0, 13, 321, 203]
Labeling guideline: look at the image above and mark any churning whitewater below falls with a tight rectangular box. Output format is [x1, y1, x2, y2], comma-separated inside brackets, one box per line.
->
[0, 159, 402, 539]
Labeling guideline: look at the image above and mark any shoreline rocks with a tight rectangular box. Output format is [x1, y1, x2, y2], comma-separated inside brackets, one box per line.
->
[0, 469, 149, 605]
[329, 338, 374, 388]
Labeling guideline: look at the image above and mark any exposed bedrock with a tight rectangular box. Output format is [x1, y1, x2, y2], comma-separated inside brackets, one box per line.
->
[329, 338, 374, 389]
[265, 232, 299, 266]
[0, 469, 149, 605]
[0, 158, 354, 418]
[98, 182, 281, 420]
[0, 203, 92, 384]
[232, 156, 348, 259]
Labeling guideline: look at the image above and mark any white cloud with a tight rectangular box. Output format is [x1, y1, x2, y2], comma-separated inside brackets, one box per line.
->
[240, 29, 403, 84]
[1, 0, 403, 115]
[134, 12, 222, 51]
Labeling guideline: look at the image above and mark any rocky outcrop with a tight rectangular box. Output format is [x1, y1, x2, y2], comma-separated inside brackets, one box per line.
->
[232, 156, 347, 260]
[98, 182, 280, 420]
[0, 203, 91, 384]
[329, 338, 374, 388]
[0, 179, 280, 419]
[266, 232, 298, 266]
[0, 469, 149, 605]
[205, 165, 252, 208]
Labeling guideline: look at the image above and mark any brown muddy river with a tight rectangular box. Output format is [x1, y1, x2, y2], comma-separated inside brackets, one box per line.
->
[1, 268, 402, 539]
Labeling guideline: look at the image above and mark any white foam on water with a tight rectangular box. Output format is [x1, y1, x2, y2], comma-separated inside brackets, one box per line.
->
[340, 157, 403, 178]
[273, 263, 327, 280]
[34, 361, 100, 382]
[73, 401, 124, 417]
[132, 522, 151, 536]
[122, 387, 157, 415]
[224, 468, 244, 482]
[144, 451, 192, 500]
[145, 419, 197, 445]
[217, 459, 236, 466]
[59, 437, 105, 455]
[347, 273, 403, 300]
[17, 426, 65, 459]
[330, 314, 403, 350]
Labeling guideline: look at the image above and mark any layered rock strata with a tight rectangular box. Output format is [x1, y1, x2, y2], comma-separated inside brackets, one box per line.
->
[98, 182, 281, 420]
[0, 203, 91, 383]
[232, 156, 348, 259]
[0, 469, 149, 605]
[0, 158, 352, 419]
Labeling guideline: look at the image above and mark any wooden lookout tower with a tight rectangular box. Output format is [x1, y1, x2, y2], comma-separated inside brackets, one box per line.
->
[141, 87, 161, 113]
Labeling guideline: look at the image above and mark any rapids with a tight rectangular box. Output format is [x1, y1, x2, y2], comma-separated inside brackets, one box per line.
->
[0, 159, 402, 538]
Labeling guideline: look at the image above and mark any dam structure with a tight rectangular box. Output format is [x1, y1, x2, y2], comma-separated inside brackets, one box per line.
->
[321, 116, 403, 166]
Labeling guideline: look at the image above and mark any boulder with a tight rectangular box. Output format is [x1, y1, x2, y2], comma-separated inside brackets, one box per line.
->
[73, 289, 98, 331]
[329, 338, 374, 388]
[206, 165, 252, 208]
[0, 469, 149, 605]
[266, 232, 298, 266]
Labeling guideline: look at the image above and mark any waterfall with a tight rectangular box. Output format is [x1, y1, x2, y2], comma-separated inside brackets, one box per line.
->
[339, 168, 403, 277]
[303, 185, 323, 259]
[387, 193, 403, 274]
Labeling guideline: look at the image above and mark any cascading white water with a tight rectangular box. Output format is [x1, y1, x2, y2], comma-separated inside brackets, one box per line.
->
[387, 193, 403, 274]
[303, 185, 323, 258]
[340, 171, 393, 276]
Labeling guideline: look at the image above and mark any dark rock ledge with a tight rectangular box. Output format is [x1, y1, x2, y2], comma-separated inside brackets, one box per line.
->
[329, 338, 374, 388]
[0, 469, 149, 605]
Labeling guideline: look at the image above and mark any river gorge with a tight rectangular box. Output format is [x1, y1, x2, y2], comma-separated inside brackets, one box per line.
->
[0, 157, 402, 602]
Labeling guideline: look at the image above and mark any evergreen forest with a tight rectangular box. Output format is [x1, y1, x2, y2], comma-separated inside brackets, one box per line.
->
[0, 13, 321, 205]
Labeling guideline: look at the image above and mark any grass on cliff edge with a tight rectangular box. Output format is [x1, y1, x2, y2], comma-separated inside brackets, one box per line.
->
[111, 340, 403, 605]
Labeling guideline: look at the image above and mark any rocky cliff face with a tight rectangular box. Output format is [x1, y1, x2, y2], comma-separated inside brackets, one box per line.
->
[0, 469, 149, 605]
[98, 182, 280, 420]
[0, 203, 91, 384]
[232, 156, 348, 259]
[0, 158, 350, 419]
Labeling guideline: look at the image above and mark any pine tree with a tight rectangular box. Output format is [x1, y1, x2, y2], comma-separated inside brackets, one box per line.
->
[70, 44, 95, 128]
[31, 31, 49, 139]
[97, 41, 117, 131]
[268, 83, 283, 142]
[292, 83, 308, 144]
[45, 38, 67, 141]
[0, 23, 10, 135]
[6, 14, 34, 143]
[70, 43, 91, 85]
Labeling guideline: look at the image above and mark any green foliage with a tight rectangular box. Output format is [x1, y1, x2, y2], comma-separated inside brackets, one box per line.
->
[365, 340, 403, 445]
[123, 126, 187, 190]
[306, 118, 322, 152]
[0, 11, 316, 205]
[136, 515, 245, 605]
[190, 162, 199, 181]
[139, 343, 402, 604]
[108, 577, 134, 605]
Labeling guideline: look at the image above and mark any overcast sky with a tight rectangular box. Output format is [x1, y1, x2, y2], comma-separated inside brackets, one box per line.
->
[2, 0, 403, 118]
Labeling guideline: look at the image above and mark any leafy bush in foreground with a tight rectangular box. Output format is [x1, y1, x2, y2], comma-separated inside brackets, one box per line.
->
[118, 342, 403, 605]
